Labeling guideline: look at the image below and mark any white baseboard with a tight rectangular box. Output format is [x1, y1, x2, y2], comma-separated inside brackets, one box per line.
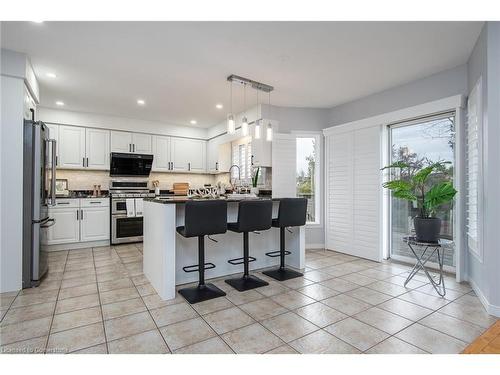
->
[306, 243, 325, 249]
[46, 240, 110, 252]
[468, 277, 500, 317]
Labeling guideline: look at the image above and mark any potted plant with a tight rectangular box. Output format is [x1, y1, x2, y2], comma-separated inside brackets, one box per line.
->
[381, 161, 457, 243]
[251, 167, 260, 195]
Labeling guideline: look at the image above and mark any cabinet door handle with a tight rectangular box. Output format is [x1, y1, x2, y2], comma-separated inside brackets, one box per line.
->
[133, 144, 135, 153]
[76, 210, 79, 220]
[81, 209, 84, 220]
[56, 156, 58, 166]
[89, 201, 101, 204]
[215, 162, 218, 171]
[188, 162, 191, 171]
[83, 157, 85, 167]
[58, 202, 70, 205]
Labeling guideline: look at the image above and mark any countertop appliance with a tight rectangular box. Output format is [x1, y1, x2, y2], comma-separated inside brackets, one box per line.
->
[110, 152, 153, 177]
[109, 179, 155, 244]
[22, 120, 56, 288]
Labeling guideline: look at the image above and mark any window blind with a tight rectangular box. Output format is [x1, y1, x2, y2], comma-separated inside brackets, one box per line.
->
[466, 78, 482, 257]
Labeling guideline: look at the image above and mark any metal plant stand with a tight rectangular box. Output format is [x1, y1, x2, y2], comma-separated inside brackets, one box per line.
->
[403, 236, 447, 297]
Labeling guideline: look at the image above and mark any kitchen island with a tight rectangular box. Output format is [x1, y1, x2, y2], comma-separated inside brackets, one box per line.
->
[142, 196, 305, 300]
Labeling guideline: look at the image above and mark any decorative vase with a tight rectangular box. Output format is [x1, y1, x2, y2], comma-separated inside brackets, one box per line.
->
[413, 217, 441, 243]
[250, 187, 259, 195]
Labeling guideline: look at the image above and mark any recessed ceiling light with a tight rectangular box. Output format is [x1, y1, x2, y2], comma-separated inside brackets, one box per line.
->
[190, 120, 197, 125]
[137, 99, 145, 106]
[55, 101, 64, 106]
[46, 72, 57, 78]
[32, 21, 44, 24]
[215, 104, 223, 109]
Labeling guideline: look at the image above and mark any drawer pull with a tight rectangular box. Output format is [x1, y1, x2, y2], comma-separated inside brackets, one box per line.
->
[89, 201, 101, 204]
[57, 202, 70, 205]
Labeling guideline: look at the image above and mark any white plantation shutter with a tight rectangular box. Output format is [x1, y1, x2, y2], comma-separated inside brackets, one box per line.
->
[325, 126, 382, 261]
[466, 78, 482, 258]
[272, 134, 297, 198]
[231, 140, 252, 180]
[353, 126, 381, 258]
[326, 132, 353, 252]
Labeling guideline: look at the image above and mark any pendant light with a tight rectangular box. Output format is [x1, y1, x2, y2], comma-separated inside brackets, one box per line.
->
[254, 89, 261, 139]
[241, 83, 249, 136]
[266, 91, 273, 142]
[227, 81, 235, 134]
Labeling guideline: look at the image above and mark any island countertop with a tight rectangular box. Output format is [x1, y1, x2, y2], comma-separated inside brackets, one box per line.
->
[143, 195, 276, 204]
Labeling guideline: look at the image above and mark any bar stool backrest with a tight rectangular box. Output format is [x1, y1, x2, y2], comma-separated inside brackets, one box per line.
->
[275, 198, 308, 228]
[183, 200, 228, 237]
[235, 200, 273, 232]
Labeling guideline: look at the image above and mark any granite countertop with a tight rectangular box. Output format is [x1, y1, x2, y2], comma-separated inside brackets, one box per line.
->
[144, 195, 276, 204]
[56, 194, 109, 199]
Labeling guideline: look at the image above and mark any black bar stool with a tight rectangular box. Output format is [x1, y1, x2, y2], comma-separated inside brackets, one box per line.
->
[177, 200, 228, 304]
[225, 200, 272, 292]
[263, 198, 307, 281]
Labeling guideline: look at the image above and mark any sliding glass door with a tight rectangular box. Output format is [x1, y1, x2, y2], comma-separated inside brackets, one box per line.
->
[388, 112, 456, 268]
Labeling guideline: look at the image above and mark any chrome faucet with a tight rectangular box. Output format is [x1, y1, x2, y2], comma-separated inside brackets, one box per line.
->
[229, 164, 241, 192]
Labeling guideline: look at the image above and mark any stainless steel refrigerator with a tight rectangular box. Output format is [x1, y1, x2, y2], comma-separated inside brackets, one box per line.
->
[23, 120, 57, 288]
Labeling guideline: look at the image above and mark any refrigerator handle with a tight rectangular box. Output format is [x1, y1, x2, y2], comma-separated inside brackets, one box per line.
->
[49, 139, 57, 206]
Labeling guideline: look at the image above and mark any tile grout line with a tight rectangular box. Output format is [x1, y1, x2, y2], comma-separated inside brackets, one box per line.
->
[44, 251, 69, 354]
[92, 246, 110, 354]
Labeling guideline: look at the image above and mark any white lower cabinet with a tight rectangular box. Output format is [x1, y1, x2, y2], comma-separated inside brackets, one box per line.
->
[80, 206, 109, 241]
[47, 207, 80, 245]
[48, 198, 109, 245]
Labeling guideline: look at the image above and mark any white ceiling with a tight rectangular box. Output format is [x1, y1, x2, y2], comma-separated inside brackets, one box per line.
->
[1, 21, 482, 128]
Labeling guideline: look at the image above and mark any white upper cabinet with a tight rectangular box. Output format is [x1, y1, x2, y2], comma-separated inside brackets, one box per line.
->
[85, 128, 110, 170]
[111, 131, 133, 153]
[152, 135, 171, 172]
[207, 138, 232, 173]
[132, 133, 152, 154]
[110, 131, 151, 154]
[58, 125, 86, 169]
[171, 138, 206, 172]
[218, 142, 232, 172]
[206, 139, 218, 172]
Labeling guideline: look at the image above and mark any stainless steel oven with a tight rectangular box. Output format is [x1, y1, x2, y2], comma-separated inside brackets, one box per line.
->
[109, 179, 154, 245]
[111, 214, 144, 244]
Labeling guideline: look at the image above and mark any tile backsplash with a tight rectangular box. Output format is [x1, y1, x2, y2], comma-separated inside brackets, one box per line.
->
[56, 169, 231, 191]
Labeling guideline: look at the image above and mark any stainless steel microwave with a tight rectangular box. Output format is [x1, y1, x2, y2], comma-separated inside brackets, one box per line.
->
[110, 153, 153, 177]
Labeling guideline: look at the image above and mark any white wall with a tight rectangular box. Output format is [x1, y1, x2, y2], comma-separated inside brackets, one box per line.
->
[328, 64, 468, 126]
[466, 22, 500, 315]
[38, 107, 208, 139]
[0, 50, 27, 292]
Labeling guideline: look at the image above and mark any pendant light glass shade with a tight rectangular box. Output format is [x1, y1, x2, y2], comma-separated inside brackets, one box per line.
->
[241, 117, 249, 136]
[266, 122, 272, 141]
[254, 120, 261, 139]
[227, 114, 235, 134]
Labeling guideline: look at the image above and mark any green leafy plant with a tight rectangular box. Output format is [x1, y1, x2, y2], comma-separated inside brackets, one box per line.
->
[381, 161, 457, 218]
[252, 167, 260, 188]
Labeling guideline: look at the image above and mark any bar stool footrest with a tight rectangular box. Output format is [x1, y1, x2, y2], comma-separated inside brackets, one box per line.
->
[227, 256, 257, 265]
[182, 262, 216, 273]
[265, 250, 291, 258]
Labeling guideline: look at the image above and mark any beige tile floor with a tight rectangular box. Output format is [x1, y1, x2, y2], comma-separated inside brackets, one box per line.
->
[0, 245, 497, 354]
